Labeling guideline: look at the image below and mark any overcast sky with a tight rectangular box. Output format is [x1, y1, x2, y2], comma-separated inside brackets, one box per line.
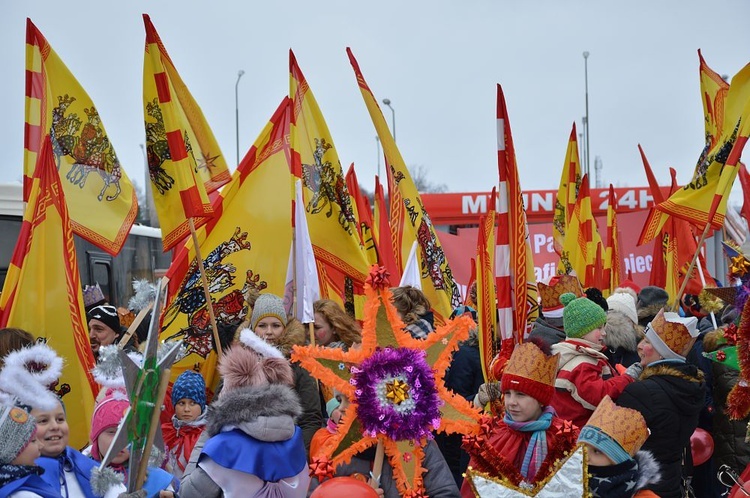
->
[2, 0, 750, 204]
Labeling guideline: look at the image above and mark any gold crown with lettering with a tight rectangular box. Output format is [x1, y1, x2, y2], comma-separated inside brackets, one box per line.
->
[650, 309, 697, 357]
[501, 342, 559, 404]
[585, 395, 649, 457]
[538, 275, 583, 311]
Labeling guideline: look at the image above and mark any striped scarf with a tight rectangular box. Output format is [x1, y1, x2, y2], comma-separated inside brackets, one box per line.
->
[504, 406, 554, 480]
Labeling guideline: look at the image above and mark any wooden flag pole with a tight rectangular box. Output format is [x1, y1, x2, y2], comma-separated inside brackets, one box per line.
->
[188, 217, 223, 360]
[672, 222, 713, 312]
[370, 439, 385, 490]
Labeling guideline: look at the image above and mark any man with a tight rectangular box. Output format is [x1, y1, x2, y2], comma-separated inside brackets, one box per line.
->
[87, 304, 122, 358]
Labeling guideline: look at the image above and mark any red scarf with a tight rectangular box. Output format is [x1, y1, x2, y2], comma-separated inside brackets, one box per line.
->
[161, 419, 205, 472]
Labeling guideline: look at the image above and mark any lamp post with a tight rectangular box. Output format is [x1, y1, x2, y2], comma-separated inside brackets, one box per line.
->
[235, 70, 245, 166]
[582, 51, 590, 178]
[376, 136, 381, 179]
[382, 98, 396, 143]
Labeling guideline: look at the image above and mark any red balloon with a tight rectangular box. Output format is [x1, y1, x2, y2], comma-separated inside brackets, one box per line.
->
[690, 427, 715, 467]
[311, 477, 379, 498]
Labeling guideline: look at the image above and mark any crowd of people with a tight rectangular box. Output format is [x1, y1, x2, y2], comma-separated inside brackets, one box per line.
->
[0, 273, 747, 497]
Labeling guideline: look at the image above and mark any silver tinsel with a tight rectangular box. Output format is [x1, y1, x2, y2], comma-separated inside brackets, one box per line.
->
[127, 280, 157, 313]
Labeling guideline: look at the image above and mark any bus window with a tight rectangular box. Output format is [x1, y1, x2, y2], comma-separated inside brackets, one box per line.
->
[0, 218, 22, 289]
[88, 253, 114, 305]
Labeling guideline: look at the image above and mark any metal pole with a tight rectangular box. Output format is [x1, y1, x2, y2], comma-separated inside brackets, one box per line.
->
[583, 52, 590, 178]
[383, 99, 396, 143]
[235, 70, 245, 166]
[376, 136, 381, 178]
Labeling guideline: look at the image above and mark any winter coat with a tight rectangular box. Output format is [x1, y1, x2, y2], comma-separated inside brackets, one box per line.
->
[180, 384, 310, 498]
[604, 310, 642, 369]
[588, 450, 662, 498]
[307, 436, 459, 498]
[36, 446, 99, 498]
[703, 330, 750, 473]
[527, 316, 566, 350]
[616, 361, 706, 498]
[551, 338, 634, 429]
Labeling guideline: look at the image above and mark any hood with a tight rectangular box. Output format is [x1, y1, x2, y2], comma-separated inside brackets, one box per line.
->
[702, 328, 725, 353]
[640, 362, 705, 415]
[205, 383, 301, 437]
[274, 318, 307, 357]
[637, 303, 666, 327]
[604, 311, 638, 352]
[634, 450, 661, 491]
[551, 339, 607, 370]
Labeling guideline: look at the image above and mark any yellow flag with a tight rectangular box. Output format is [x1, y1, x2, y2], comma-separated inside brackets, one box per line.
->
[143, 15, 229, 251]
[289, 50, 369, 318]
[553, 123, 582, 254]
[1, 136, 97, 449]
[161, 99, 294, 389]
[558, 175, 603, 288]
[24, 19, 137, 255]
[603, 185, 621, 295]
[347, 49, 461, 323]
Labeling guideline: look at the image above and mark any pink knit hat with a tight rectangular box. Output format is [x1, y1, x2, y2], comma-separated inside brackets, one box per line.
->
[89, 389, 129, 460]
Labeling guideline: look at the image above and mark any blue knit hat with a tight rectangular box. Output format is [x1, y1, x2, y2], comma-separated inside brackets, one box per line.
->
[171, 371, 206, 413]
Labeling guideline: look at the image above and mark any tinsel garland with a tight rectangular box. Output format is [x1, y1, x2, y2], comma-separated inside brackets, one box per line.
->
[727, 295, 750, 420]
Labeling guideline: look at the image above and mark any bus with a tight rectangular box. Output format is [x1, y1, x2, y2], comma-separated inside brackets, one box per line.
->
[0, 183, 171, 308]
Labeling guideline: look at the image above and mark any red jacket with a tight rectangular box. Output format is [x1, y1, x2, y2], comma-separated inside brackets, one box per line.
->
[550, 339, 634, 429]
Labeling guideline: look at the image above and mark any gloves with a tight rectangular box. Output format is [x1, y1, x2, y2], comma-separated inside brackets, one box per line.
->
[473, 381, 501, 409]
[624, 362, 643, 380]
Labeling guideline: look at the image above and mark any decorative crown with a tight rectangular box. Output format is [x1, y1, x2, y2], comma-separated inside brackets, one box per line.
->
[586, 396, 649, 457]
[651, 309, 696, 357]
[538, 275, 583, 310]
[83, 283, 106, 309]
[503, 342, 558, 387]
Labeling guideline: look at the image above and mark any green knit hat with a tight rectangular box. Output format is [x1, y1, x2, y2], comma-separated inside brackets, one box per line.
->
[561, 292, 607, 339]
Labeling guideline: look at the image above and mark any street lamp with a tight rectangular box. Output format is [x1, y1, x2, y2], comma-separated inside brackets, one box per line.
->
[582, 51, 590, 178]
[382, 98, 396, 143]
[235, 70, 245, 166]
[376, 136, 381, 179]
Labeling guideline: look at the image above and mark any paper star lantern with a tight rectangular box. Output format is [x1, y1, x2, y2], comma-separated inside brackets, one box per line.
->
[292, 266, 480, 496]
[465, 445, 589, 497]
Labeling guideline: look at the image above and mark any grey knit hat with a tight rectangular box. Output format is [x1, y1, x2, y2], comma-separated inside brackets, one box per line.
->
[0, 404, 37, 464]
[250, 294, 287, 330]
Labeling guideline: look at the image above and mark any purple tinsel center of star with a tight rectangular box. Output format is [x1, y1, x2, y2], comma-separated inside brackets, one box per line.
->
[352, 346, 442, 441]
[736, 279, 750, 314]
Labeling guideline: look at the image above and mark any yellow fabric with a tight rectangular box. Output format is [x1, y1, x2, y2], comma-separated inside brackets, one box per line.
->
[1, 139, 96, 450]
[24, 20, 137, 256]
[476, 210, 497, 382]
[289, 52, 369, 318]
[604, 186, 621, 296]
[348, 49, 460, 322]
[558, 176, 603, 288]
[553, 124, 582, 254]
[143, 15, 226, 251]
[160, 99, 294, 389]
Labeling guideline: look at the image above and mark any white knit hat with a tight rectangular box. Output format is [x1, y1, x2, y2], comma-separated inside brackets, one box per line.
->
[607, 292, 638, 325]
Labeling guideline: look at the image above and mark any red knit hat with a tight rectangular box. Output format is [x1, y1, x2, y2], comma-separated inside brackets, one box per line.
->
[500, 342, 559, 405]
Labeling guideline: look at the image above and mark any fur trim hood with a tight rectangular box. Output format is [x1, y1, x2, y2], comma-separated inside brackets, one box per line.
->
[275, 318, 307, 357]
[634, 450, 661, 491]
[640, 362, 705, 384]
[206, 383, 302, 437]
[604, 311, 639, 352]
[637, 303, 666, 326]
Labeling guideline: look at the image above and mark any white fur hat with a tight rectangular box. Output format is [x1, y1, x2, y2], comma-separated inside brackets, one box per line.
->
[607, 292, 638, 325]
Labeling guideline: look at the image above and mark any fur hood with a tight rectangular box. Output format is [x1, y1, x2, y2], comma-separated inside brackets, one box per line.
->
[274, 318, 307, 357]
[702, 328, 725, 353]
[551, 339, 608, 368]
[637, 303, 666, 326]
[634, 450, 661, 491]
[640, 362, 704, 384]
[206, 383, 302, 437]
[604, 311, 639, 352]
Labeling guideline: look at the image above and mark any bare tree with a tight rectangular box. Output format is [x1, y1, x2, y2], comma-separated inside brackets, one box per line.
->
[409, 164, 447, 193]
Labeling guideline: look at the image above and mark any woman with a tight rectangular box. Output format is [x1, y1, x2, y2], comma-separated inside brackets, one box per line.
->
[390, 286, 434, 340]
[460, 342, 579, 496]
[312, 300, 361, 350]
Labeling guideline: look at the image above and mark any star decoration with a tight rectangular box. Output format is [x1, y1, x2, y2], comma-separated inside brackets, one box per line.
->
[717, 350, 727, 362]
[556, 420, 577, 438]
[309, 456, 335, 481]
[725, 324, 739, 345]
[730, 255, 750, 277]
[291, 266, 480, 496]
[197, 151, 221, 172]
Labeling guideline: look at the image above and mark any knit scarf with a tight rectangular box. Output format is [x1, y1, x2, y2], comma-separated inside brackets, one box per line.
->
[0, 464, 43, 487]
[588, 459, 639, 498]
[503, 406, 554, 480]
[162, 414, 206, 473]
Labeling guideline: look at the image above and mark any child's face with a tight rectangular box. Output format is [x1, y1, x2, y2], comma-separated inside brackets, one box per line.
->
[584, 443, 615, 466]
[330, 395, 350, 425]
[12, 433, 41, 466]
[503, 389, 543, 423]
[582, 327, 605, 347]
[98, 426, 130, 465]
[175, 398, 202, 422]
[31, 402, 69, 457]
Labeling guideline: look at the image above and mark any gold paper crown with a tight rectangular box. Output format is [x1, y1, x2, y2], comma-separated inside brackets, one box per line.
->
[586, 396, 648, 457]
[651, 310, 695, 357]
[538, 275, 583, 310]
[504, 342, 559, 387]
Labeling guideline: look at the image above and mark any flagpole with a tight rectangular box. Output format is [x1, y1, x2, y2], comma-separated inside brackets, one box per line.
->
[672, 222, 712, 312]
[188, 217, 223, 360]
[695, 253, 718, 330]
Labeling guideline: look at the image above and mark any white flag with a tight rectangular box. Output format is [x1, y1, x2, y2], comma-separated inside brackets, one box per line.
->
[399, 241, 422, 289]
[294, 180, 321, 322]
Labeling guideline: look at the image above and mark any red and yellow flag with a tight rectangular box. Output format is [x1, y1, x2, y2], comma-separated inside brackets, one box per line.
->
[143, 14, 230, 251]
[553, 123, 583, 254]
[161, 99, 293, 389]
[603, 184, 621, 295]
[24, 19, 137, 255]
[739, 162, 750, 224]
[496, 85, 539, 343]
[347, 48, 461, 323]
[345, 165, 378, 266]
[373, 177, 401, 281]
[1, 136, 97, 449]
[558, 175, 603, 288]
[476, 202, 497, 382]
[289, 51, 369, 318]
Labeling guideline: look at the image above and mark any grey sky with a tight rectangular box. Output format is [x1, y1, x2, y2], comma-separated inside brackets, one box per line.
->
[2, 1, 750, 205]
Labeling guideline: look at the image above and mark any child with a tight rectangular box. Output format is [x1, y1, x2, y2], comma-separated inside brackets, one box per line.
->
[0, 403, 60, 498]
[551, 293, 640, 429]
[89, 391, 176, 498]
[33, 399, 101, 498]
[578, 396, 660, 497]
[162, 371, 206, 479]
[179, 339, 309, 498]
[461, 342, 579, 496]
